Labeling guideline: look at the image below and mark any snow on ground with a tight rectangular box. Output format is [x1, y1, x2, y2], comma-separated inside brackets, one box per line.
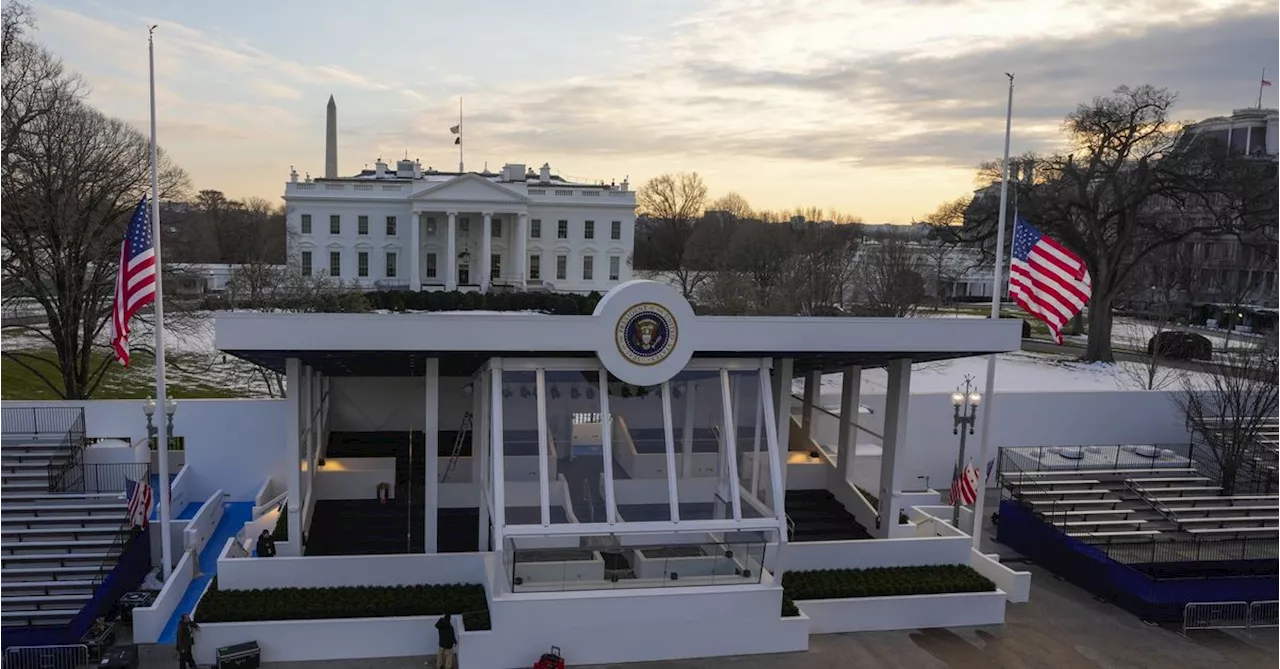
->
[1064, 318, 1265, 353]
[792, 349, 1217, 401]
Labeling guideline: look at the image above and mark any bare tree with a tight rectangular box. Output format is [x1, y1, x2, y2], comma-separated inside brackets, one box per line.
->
[708, 191, 753, 219]
[1115, 243, 1201, 390]
[781, 222, 862, 315]
[634, 172, 710, 299]
[726, 219, 794, 313]
[1177, 339, 1279, 495]
[853, 239, 928, 317]
[1, 13, 189, 398]
[959, 86, 1277, 362]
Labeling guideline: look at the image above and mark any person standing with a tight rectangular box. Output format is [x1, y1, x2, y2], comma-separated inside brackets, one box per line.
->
[176, 613, 199, 669]
[433, 613, 456, 669]
[255, 529, 275, 558]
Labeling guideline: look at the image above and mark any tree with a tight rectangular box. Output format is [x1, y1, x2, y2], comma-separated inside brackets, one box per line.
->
[960, 86, 1278, 362]
[634, 172, 709, 299]
[780, 221, 862, 315]
[1115, 242, 1201, 390]
[1177, 339, 1278, 496]
[708, 191, 753, 219]
[725, 219, 794, 313]
[1, 12, 189, 398]
[852, 239, 928, 317]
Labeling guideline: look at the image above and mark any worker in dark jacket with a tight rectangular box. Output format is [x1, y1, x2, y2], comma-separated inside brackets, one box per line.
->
[177, 613, 199, 669]
[255, 530, 276, 558]
[434, 614, 456, 669]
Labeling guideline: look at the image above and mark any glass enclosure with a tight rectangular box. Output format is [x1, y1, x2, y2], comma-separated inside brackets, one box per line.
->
[505, 531, 773, 592]
[488, 359, 784, 591]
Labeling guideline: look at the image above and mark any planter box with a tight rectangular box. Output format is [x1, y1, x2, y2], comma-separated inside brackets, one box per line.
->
[796, 589, 1006, 634]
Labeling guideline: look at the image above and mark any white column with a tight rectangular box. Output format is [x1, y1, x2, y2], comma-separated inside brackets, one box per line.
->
[598, 368, 617, 524]
[772, 358, 794, 492]
[410, 213, 422, 291]
[476, 370, 490, 552]
[535, 370, 551, 525]
[424, 358, 439, 552]
[660, 381, 680, 522]
[515, 213, 528, 288]
[285, 358, 302, 552]
[877, 358, 911, 538]
[310, 371, 321, 469]
[837, 366, 861, 483]
[446, 212, 458, 291]
[681, 383, 695, 478]
[801, 370, 819, 446]
[481, 212, 493, 292]
[490, 364, 506, 545]
[758, 360, 788, 583]
[299, 366, 311, 512]
[720, 369, 742, 520]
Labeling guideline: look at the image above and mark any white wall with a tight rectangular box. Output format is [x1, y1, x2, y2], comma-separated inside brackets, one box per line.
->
[970, 549, 1031, 603]
[216, 551, 486, 590]
[174, 400, 287, 502]
[313, 457, 396, 500]
[780, 535, 971, 572]
[797, 590, 1006, 634]
[184, 490, 225, 556]
[132, 550, 196, 643]
[194, 615, 458, 666]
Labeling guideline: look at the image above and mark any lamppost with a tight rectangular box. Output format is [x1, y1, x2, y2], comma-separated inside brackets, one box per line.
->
[950, 375, 981, 526]
[143, 396, 178, 449]
[143, 397, 157, 444]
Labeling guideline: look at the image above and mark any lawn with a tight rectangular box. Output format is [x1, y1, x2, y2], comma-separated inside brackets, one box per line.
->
[1, 347, 255, 400]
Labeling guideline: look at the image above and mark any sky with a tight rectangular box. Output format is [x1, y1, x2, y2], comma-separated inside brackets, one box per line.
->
[30, 0, 1280, 223]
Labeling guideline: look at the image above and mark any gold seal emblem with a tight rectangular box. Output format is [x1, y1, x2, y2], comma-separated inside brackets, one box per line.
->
[615, 302, 678, 366]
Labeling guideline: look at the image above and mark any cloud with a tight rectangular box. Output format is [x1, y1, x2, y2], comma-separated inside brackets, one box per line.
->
[251, 80, 303, 100]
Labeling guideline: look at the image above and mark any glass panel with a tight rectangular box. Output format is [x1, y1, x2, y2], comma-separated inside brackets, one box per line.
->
[544, 370, 602, 525]
[501, 370, 540, 526]
[606, 376, 672, 523]
[505, 531, 772, 592]
[729, 369, 775, 516]
[672, 370, 730, 522]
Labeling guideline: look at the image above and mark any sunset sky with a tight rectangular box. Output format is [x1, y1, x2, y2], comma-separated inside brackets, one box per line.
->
[32, 0, 1280, 223]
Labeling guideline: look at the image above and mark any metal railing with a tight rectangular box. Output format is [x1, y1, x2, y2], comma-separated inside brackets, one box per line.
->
[51, 462, 151, 495]
[1, 406, 84, 439]
[1182, 600, 1278, 633]
[44, 412, 88, 493]
[2, 644, 89, 669]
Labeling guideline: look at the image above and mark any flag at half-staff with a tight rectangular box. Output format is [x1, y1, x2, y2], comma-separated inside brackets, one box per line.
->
[110, 197, 158, 366]
[1008, 215, 1091, 345]
[125, 477, 154, 528]
[949, 462, 980, 506]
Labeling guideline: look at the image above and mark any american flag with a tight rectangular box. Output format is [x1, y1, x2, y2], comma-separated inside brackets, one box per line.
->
[125, 477, 154, 528]
[1008, 215, 1091, 345]
[949, 463, 980, 506]
[110, 198, 158, 366]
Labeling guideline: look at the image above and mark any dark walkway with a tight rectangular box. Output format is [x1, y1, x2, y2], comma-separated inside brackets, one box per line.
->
[785, 489, 872, 541]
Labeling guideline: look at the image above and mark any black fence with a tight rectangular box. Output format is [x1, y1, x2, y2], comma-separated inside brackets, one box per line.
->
[1, 406, 85, 440]
[52, 463, 151, 496]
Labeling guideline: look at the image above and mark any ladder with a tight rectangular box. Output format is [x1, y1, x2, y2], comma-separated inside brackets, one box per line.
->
[441, 411, 472, 482]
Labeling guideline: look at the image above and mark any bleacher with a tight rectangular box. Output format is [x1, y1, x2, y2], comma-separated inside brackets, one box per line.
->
[0, 438, 131, 629]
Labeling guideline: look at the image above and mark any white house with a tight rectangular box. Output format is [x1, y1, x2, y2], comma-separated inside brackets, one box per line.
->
[284, 97, 636, 295]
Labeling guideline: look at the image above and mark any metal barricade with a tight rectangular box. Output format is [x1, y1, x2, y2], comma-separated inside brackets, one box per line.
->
[2, 644, 89, 669]
[1183, 601, 1250, 632]
[1249, 600, 1279, 629]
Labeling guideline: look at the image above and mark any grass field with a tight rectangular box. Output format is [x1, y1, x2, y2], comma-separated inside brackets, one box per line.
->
[1, 347, 258, 400]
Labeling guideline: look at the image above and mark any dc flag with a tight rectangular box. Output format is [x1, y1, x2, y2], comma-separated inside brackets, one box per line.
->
[110, 198, 157, 366]
[125, 477, 154, 528]
[1008, 215, 1091, 345]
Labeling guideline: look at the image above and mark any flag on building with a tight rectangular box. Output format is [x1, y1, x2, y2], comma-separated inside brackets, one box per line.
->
[1008, 215, 1091, 345]
[125, 477, 154, 528]
[949, 462, 980, 506]
[110, 198, 158, 366]
[449, 124, 460, 134]
[1263, 78, 1273, 87]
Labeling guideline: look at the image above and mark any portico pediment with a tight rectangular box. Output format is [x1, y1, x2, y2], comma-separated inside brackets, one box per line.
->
[409, 174, 529, 206]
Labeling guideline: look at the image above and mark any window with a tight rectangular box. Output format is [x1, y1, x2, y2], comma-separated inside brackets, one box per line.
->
[426, 253, 438, 279]
[329, 215, 340, 235]
[460, 217, 470, 234]
[583, 255, 594, 281]
[584, 220, 595, 240]
[301, 214, 312, 234]
[609, 255, 620, 281]
[329, 251, 341, 276]
[531, 219, 542, 239]
[426, 217, 437, 235]
[611, 221, 621, 240]
[300, 251, 312, 276]
[385, 252, 397, 278]
[491, 253, 502, 279]
[491, 220, 501, 238]
[357, 251, 369, 277]
[556, 255, 567, 280]
[529, 254, 541, 280]
[358, 215, 369, 235]
[557, 220, 568, 239]
[386, 216, 397, 235]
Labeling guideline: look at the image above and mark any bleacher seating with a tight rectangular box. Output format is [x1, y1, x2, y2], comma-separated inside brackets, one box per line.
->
[1, 439, 130, 628]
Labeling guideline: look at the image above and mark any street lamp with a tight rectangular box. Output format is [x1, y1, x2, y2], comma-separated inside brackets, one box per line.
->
[143, 397, 157, 444]
[950, 375, 981, 526]
[164, 397, 178, 448]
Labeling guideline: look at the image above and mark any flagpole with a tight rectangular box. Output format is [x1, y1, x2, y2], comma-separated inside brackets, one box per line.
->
[970, 73, 1014, 551]
[458, 96, 464, 173]
[149, 25, 174, 581]
[1259, 68, 1266, 109]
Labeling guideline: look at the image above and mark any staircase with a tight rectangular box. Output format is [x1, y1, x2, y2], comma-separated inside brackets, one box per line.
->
[1, 439, 130, 628]
[784, 489, 871, 542]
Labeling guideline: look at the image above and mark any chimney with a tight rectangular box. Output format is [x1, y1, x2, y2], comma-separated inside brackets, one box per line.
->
[396, 158, 414, 178]
[290, 166, 298, 183]
[620, 175, 630, 192]
[539, 163, 551, 184]
[375, 158, 387, 179]
[503, 163, 526, 182]
[325, 95, 338, 179]
[413, 159, 422, 179]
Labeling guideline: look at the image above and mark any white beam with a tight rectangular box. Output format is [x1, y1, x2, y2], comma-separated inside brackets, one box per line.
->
[837, 366, 861, 483]
[877, 358, 912, 538]
[758, 360, 788, 582]
[285, 358, 302, 549]
[660, 381, 680, 522]
[720, 369, 742, 521]
[772, 358, 793, 491]
[424, 358, 440, 552]
[598, 368, 617, 524]
[801, 370, 819, 441]
[535, 369, 551, 526]
[490, 362, 506, 543]
[681, 383, 695, 478]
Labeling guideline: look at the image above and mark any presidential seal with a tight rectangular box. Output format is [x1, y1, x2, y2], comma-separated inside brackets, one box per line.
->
[615, 302, 678, 366]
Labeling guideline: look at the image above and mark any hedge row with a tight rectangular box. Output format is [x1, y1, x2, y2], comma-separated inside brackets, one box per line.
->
[195, 579, 490, 630]
[782, 565, 996, 600]
[364, 289, 603, 314]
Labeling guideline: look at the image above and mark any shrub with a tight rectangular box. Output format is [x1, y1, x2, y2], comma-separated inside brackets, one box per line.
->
[782, 565, 996, 600]
[194, 578, 490, 629]
[361, 290, 602, 315]
[781, 594, 800, 617]
[1148, 331, 1212, 361]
